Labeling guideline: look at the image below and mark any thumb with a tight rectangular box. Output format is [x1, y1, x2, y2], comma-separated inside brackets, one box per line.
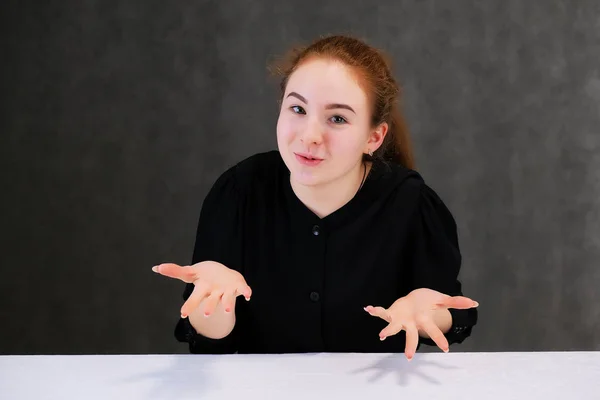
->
[438, 296, 479, 310]
[152, 263, 196, 283]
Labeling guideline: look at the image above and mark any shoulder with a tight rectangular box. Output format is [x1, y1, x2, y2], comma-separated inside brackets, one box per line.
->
[231, 150, 284, 183]
[372, 160, 455, 223]
[370, 160, 425, 202]
[210, 150, 285, 195]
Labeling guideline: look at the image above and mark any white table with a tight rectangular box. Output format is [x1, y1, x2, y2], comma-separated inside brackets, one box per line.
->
[1, 352, 599, 399]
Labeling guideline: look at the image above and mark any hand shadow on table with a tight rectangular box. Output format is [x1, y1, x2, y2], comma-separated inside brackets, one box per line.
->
[351, 353, 459, 386]
[113, 355, 216, 399]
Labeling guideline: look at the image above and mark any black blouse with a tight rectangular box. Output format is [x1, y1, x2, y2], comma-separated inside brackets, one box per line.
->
[175, 150, 477, 354]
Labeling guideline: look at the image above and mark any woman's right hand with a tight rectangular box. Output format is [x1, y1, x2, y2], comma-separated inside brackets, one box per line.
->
[152, 261, 252, 318]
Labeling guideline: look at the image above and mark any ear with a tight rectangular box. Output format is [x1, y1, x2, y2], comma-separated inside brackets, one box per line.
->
[365, 122, 388, 153]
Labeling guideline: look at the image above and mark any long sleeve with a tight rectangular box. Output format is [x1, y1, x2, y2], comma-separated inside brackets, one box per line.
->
[174, 165, 245, 354]
[405, 182, 478, 346]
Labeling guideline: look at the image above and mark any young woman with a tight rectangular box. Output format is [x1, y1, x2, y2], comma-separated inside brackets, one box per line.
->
[153, 35, 479, 360]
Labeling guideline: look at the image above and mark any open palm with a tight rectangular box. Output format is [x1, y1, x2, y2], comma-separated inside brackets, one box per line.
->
[365, 288, 478, 360]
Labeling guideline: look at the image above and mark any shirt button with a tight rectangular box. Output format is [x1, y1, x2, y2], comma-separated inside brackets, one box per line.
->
[312, 225, 320, 236]
[310, 291, 320, 302]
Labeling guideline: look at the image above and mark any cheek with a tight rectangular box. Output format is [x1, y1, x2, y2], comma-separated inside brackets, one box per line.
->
[276, 114, 296, 143]
[329, 128, 366, 154]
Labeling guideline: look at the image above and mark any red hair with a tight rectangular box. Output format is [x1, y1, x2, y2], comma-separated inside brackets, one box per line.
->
[270, 35, 415, 170]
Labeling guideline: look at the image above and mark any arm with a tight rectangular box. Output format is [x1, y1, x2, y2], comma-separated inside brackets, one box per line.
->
[174, 166, 246, 354]
[407, 182, 478, 345]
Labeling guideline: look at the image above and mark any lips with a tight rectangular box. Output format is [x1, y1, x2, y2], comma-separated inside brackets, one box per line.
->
[296, 152, 322, 161]
[294, 152, 323, 166]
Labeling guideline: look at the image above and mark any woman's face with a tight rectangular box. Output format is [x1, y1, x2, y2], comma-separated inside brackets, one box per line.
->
[276, 58, 386, 189]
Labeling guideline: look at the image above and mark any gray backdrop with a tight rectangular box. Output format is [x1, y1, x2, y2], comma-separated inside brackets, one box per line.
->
[1, 0, 599, 355]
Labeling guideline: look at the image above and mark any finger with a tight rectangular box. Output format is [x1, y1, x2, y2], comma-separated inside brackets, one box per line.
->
[379, 321, 403, 340]
[404, 323, 419, 361]
[152, 263, 197, 283]
[420, 318, 449, 353]
[364, 306, 391, 323]
[202, 290, 224, 317]
[221, 289, 236, 313]
[180, 282, 210, 317]
[438, 296, 479, 310]
[236, 284, 252, 301]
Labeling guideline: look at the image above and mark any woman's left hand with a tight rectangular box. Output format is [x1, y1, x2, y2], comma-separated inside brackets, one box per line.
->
[364, 288, 478, 360]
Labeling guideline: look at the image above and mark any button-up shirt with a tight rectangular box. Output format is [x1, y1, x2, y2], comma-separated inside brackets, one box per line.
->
[175, 150, 478, 353]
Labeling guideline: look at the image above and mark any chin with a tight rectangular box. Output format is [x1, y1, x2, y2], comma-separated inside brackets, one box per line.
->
[281, 150, 334, 187]
[289, 169, 322, 187]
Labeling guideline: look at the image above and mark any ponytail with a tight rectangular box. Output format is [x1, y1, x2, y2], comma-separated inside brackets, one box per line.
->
[378, 102, 415, 170]
[389, 104, 415, 170]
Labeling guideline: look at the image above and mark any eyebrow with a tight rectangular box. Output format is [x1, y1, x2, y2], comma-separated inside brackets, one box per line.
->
[286, 91, 356, 114]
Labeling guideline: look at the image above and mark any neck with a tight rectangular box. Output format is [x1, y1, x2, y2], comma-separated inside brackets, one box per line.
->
[291, 161, 369, 219]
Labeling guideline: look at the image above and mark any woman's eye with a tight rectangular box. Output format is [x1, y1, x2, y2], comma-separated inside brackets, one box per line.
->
[330, 115, 347, 124]
[290, 106, 306, 114]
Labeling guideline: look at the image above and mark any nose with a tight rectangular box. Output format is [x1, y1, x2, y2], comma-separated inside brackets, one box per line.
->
[300, 119, 324, 145]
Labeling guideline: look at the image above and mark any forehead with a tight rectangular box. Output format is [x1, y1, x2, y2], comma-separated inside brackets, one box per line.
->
[285, 58, 368, 106]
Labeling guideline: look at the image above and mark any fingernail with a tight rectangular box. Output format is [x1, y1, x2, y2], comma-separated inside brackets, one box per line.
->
[245, 297, 250, 301]
[204, 312, 210, 317]
[380, 336, 386, 341]
[225, 308, 230, 313]
[180, 314, 187, 319]
[407, 356, 413, 362]
[473, 301, 479, 307]
[152, 266, 159, 273]
[443, 348, 449, 353]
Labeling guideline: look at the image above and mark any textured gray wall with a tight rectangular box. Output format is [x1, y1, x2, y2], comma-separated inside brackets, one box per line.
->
[1, 1, 599, 354]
